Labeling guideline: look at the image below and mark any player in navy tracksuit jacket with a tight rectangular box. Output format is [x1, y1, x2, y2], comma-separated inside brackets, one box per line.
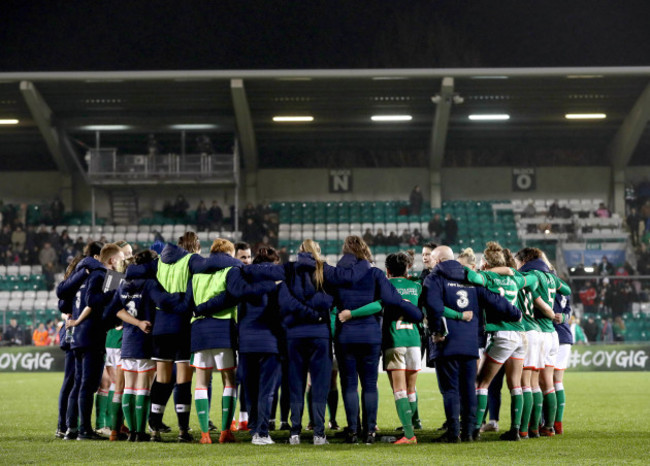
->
[423, 247, 521, 443]
[55, 257, 91, 438]
[65, 245, 124, 440]
[187, 241, 277, 444]
[329, 236, 423, 444]
[278, 251, 334, 443]
[236, 249, 284, 444]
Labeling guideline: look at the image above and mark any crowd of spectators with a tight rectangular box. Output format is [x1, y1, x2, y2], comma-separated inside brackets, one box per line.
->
[1, 317, 63, 347]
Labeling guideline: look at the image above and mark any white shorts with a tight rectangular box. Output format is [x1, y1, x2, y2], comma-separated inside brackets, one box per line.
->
[191, 348, 236, 371]
[555, 344, 571, 371]
[105, 348, 122, 367]
[122, 358, 156, 373]
[524, 330, 544, 370]
[384, 347, 422, 371]
[485, 331, 527, 364]
[543, 332, 560, 368]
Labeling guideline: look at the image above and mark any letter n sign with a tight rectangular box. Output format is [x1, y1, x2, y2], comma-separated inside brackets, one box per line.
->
[329, 170, 352, 193]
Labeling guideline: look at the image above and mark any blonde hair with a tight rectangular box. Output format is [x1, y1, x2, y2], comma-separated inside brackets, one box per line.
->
[299, 239, 324, 290]
[210, 238, 235, 255]
[457, 247, 477, 268]
[483, 241, 506, 268]
[342, 235, 372, 262]
[99, 243, 122, 266]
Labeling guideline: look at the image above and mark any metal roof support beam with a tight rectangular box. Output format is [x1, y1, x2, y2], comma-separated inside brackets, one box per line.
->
[231, 79, 259, 203]
[429, 77, 454, 209]
[607, 82, 650, 214]
[3, 66, 650, 82]
[19, 81, 71, 174]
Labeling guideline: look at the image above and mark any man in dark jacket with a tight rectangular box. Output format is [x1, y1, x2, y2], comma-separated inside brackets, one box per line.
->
[423, 246, 521, 443]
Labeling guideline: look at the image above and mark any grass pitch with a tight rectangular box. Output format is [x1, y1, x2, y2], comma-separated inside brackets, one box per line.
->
[0, 371, 648, 464]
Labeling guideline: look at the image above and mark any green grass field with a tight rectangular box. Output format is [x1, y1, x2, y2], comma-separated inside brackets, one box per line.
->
[0, 372, 648, 464]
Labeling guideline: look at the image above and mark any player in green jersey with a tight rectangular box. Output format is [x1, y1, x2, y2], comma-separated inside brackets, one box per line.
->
[466, 243, 527, 441]
[515, 248, 570, 438]
[383, 253, 424, 444]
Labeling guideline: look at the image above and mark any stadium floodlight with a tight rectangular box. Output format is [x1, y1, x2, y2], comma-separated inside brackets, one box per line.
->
[565, 113, 607, 120]
[170, 124, 218, 130]
[468, 114, 510, 121]
[272, 116, 314, 122]
[0, 119, 19, 125]
[371, 115, 412, 122]
[81, 125, 131, 130]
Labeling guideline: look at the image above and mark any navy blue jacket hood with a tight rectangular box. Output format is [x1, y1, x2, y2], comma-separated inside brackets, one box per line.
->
[76, 256, 104, 272]
[160, 243, 189, 264]
[433, 260, 467, 282]
[519, 259, 550, 274]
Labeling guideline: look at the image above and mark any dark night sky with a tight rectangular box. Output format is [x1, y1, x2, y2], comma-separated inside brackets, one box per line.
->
[1, 0, 649, 71]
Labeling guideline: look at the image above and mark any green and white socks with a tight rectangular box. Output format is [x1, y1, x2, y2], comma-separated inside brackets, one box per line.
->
[95, 388, 109, 429]
[122, 388, 135, 431]
[222, 386, 237, 431]
[510, 387, 523, 431]
[394, 390, 414, 438]
[475, 388, 489, 430]
[135, 389, 150, 434]
[195, 387, 210, 433]
[555, 382, 566, 422]
[543, 387, 557, 428]
[531, 387, 543, 432]
[110, 390, 123, 431]
[520, 386, 533, 434]
[408, 391, 419, 426]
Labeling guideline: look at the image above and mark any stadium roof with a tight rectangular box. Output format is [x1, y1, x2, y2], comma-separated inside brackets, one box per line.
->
[0, 67, 649, 173]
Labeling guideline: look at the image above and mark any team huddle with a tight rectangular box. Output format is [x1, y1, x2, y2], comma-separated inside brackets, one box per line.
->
[54, 232, 572, 445]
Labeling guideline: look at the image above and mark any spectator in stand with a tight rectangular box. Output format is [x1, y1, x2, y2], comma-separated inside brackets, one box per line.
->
[60, 244, 76, 269]
[570, 317, 588, 345]
[60, 230, 73, 249]
[548, 200, 560, 218]
[35, 225, 50, 248]
[174, 195, 189, 220]
[208, 200, 223, 230]
[43, 261, 57, 290]
[598, 278, 613, 316]
[613, 316, 626, 342]
[242, 217, 264, 245]
[428, 213, 444, 242]
[579, 281, 598, 314]
[147, 133, 161, 156]
[640, 199, 650, 223]
[522, 201, 536, 218]
[409, 185, 423, 216]
[597, 256, 615, 276]
[374, 228, 386, 246]
[410, 229, 423, 246]
[625, 183, 637, 210]
[0, 225, 11, 252]
[3, 318, 24, 346]
[51, 197, 64, 225]
[400, 229, 411, 246]
[386, 231, 400, 247]
[196, 200, 209, 231]
[627, 207, 641, 246]
[582, 316, 599, 342]
[362, 228, 375, 246]
[39, 242, 58, 270]
[600, 318, 614, 342]
[32, 322, 51, 346]
[444, 213, 458, 245]
[11, 224, 26, 252]
[638, 244, 650, 274]
[595, 202, 611, 218]
[243, 203, 258, 223]
[73, 236, 85, 254]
